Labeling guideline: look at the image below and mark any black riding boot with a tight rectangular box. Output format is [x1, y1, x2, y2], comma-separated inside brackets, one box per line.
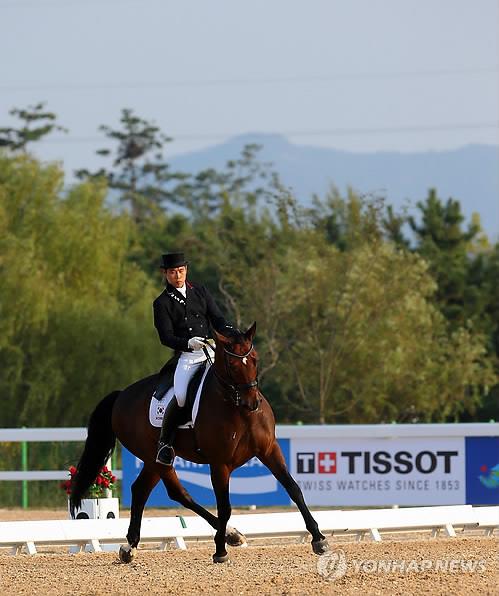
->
[156, 398, 183, 466]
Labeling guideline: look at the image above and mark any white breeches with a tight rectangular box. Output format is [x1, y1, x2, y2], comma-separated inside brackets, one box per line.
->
[174, 349, 210, 407]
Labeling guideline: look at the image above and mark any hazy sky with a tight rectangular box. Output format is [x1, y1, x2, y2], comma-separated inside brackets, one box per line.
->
[1, 0, 498, 174]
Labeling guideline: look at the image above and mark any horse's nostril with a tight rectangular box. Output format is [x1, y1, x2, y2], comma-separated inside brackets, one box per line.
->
[244, 402, 260, 412]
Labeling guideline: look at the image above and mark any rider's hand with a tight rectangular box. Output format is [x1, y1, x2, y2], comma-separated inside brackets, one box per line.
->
[188, 337, 206, 351]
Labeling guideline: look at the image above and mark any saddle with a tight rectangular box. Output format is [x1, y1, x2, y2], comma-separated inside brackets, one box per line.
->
[153, 354, 180, 401]
[153, 356, 208, 425]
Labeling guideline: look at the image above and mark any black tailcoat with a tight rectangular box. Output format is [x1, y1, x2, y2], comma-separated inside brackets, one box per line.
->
[153, 281, 232, 353]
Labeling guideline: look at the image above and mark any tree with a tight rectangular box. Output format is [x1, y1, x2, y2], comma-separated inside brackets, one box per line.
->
[409, 188, 482, 327]
[177, 144, 277, 219]
[462, 241, 499, 421]
[275, 237, 494, 424]
[0, 102, 66, 152]
[408, 190, 498, 421]
[76, 108, 187, 224]
[125, 145, 277, 277]
[309, 187, 388, 251]
[383, 204, 410, 248]
[0, 154, 164, 426]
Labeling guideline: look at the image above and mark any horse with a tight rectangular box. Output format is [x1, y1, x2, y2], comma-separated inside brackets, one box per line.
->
[69, 322, 330, 563]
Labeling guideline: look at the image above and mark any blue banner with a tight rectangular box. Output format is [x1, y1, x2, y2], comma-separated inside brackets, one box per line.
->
[465, 437, 499, 504]
[122, 439, 291, 507]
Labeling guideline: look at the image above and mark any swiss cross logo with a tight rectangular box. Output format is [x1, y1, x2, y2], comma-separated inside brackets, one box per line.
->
[318, 452, 337, 474]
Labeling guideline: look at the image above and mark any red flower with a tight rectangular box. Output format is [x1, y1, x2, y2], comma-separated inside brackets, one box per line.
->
[61, 464, 116, 497]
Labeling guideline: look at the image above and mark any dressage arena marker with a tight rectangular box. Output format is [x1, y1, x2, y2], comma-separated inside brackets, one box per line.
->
[0, 505, 497, 555]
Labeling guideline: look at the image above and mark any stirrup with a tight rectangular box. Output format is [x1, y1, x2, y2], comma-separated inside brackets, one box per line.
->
[156, 443, 175, 466]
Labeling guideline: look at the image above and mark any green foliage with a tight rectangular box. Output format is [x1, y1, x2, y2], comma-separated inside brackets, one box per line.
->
[403, 189, 498, 421]
[0, 102, 66, 152]
[258, 199, 493, 424]
[177, 144, 276, 218]
[409, 189, 482, 326]
[0, 154, 164, 427]
[309, 188, 388, 250]
[76, 108, 187, 223]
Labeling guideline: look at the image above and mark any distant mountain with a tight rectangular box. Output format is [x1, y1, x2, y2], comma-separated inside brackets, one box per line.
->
[169, 134, 499, 241]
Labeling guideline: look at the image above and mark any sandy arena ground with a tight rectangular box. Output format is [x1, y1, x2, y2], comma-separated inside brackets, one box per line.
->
[0, 509, 497, 595]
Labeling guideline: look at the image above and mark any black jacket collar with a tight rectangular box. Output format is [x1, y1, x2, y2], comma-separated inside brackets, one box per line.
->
[166, 283, 187, 305]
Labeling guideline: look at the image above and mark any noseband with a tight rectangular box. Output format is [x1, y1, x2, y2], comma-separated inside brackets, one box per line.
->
[214, 343, 259, 407]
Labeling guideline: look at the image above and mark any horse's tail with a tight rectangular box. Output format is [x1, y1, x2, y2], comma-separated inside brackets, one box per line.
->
[69, 390, 120, 517]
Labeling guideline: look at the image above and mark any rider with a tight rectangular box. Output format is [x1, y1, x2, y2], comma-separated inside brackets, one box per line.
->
[153, 251, 235, 465]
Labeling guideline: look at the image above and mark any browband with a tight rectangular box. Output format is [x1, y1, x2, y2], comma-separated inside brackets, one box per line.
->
[223, 344, 254, 359]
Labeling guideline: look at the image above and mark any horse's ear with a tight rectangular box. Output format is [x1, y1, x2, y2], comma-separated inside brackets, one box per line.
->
[214, 329, 232, 345]
[244, 321, 257, 342]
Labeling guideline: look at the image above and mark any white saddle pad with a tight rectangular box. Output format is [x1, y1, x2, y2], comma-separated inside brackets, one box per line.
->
[149, 363, 211, 429]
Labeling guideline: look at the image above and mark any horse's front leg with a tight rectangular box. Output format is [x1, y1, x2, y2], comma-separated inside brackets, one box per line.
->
[120, 465, 160, 563]
[210, 463, 232, 563]
[160, 467, 246, 548]
[260, 441, 330, 555]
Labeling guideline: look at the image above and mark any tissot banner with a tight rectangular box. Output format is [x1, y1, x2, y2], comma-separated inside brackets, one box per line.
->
[290, 437, 466, 506]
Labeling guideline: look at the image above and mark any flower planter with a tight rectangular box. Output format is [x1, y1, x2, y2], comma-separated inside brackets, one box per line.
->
[63, 465, 118, 521]
[68, 497, 120, 520]
[68, 497, 120, 553]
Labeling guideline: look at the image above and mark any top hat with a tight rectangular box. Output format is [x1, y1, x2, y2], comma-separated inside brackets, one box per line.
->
[161, 252, 188, 269]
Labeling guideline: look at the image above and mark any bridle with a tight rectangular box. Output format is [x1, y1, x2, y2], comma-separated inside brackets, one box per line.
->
[210, 343, 259, 407]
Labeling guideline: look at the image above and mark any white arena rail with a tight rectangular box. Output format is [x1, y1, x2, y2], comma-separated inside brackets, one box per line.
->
[0, 506, 497, 555]
[474, 506, 499, 537]
[0, 428, 122, 483]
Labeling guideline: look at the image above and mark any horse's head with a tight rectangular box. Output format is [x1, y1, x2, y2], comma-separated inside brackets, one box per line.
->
[213, 322, 262, 412]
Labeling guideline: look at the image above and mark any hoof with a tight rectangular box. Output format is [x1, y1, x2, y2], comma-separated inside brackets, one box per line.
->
[312, 538, 330, 555]
[213, 553, 230, 564]
[226, 525, 247, 547]
[119, 544, 136, 563]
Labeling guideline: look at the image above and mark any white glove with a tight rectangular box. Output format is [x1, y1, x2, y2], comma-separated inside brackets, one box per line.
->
[188, 337, 206, 351]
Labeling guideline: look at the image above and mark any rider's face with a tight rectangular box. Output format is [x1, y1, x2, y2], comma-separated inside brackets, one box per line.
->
[164, 266, 187, 288]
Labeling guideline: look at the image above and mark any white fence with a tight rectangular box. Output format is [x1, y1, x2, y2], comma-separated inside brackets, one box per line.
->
[276, 422, 499, 438]
[0, 428, 122, 482]
[1, 423, 497, 483]
[0, 506, 497, 555]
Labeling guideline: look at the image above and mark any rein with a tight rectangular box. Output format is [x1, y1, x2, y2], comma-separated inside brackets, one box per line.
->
[212, 343, 259, 407]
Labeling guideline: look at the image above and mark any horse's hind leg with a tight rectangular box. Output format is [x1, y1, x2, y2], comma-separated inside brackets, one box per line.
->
[160, 468, 246, 548]
[260, 441, 330, 555]
[119, 465, 160, 563]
